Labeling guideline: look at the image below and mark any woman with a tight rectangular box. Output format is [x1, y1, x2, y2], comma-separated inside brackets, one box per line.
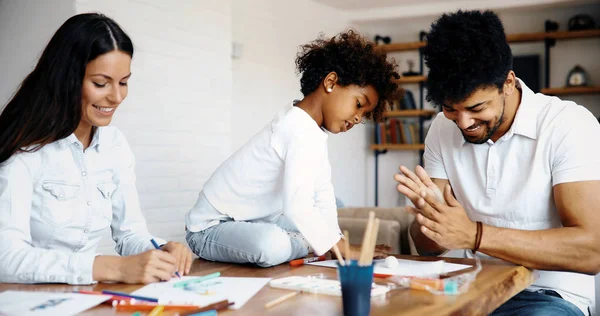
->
[0, 13, 192, 284]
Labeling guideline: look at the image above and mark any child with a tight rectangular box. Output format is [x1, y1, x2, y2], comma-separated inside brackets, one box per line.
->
[185, 30, 399, 267]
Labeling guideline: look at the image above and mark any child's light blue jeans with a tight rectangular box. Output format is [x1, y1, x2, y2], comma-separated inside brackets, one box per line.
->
[186, 215, 310, 267]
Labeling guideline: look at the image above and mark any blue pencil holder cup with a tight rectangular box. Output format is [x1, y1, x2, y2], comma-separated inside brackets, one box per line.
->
[337, 260, 374, 316]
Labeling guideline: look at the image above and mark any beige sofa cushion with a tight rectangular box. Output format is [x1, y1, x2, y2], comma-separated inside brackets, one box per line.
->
[337, 207, 414, 255]
[338, 217, 401, 254]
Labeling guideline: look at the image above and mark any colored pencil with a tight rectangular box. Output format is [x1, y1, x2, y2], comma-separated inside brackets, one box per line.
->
[147, 305, 164, 316]
[101, 290, 158, 302]
[332, 245, 345, 266]
[343, 230, 351, 264]
[173, 272, 221, 288]
[289, 255, 326, 266]
[264, 291, 299, 308]
[151, 238, 181, 279]
[179, 300, 234, 316]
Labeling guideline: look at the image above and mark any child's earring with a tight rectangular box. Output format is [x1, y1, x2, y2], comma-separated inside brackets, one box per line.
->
[326, 87, 333, 93]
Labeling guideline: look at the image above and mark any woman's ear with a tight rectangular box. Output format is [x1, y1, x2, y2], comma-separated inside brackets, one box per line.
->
[323, 72, 338, 93]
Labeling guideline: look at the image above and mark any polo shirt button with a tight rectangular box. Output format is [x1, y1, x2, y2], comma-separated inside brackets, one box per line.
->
[87, 201, 92, 206]
[84, 229, 89, 234]
[77, 277, 83, 282]
[82, 171, 87, 177]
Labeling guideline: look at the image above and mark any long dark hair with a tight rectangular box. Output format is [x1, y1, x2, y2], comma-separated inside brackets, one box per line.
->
[0, 13, 133, 164]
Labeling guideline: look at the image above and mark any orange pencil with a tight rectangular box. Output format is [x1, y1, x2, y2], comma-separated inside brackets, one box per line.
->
[289, 255, 326, 266]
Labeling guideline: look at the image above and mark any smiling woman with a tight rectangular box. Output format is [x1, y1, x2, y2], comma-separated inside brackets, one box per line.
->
[0, 13, 192, 285]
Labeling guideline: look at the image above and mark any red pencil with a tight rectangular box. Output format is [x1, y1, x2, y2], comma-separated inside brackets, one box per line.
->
[290, 255, 327, 266]
[115, 303, 203, 312]
[76, 290, 133, 303]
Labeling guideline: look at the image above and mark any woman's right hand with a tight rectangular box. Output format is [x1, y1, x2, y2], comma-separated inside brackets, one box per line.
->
[118, 250, 178, 284]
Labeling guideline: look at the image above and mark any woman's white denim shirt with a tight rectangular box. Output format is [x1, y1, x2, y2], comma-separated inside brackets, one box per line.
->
[0, 126, 165, 284]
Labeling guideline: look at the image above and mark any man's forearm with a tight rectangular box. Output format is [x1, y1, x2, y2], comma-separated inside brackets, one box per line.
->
[480, 224, 600, 275]
[410, 220, 446, 256]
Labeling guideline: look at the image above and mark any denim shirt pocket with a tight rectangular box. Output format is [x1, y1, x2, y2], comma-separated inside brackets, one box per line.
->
[41, 180, 80, 226]
[97, 181, 117, 222]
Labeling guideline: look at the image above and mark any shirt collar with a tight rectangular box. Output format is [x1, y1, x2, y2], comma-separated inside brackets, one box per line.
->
[57, 127, 102, 152]
[291, 100, 329, 142]
[506, 78, 538, 141]
[459, 78, 538, 146]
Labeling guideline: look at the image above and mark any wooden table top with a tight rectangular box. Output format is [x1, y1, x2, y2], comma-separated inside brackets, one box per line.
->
[0, 255, 534, 316]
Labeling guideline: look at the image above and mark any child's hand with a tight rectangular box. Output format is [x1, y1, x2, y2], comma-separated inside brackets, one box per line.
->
[331, 243, 392, 261]
[373, 244, 392, 259]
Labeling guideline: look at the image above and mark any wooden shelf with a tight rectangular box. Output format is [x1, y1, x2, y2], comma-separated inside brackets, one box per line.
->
[379, 41, 425, 52]
[384, 109, 437, 118]
[379, 29, 600, 52]
[507, 29, 600, 43]
[541, 86, 600, 96]
[396, 75, 427, 84]
[371, 144, 425, 151]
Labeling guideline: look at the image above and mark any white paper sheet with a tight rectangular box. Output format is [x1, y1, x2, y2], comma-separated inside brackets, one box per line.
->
[131, 276, 270, 309]
[307, 259, 471, 277]
[0, 291, 109, 316]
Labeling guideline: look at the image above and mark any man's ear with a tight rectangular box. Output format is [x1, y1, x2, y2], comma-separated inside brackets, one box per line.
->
[503, 70, 517, 95]
[323, 72, 338, 92]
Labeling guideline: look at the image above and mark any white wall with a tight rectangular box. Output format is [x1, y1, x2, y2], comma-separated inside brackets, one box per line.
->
[73, 0, 233, 254]
[0, 0, 75, 108]
[231, 0, 369, 206]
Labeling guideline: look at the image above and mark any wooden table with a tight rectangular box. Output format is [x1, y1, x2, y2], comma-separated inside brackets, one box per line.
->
[0, 255, 534, 315]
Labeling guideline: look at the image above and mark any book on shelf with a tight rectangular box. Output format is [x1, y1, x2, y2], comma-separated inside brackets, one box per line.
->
[374, 120, 423, 145]
[400, 90, 417, 110]
[389, 118, 398, 144]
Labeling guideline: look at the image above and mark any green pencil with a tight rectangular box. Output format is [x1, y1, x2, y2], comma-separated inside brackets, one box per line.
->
[173, 272, 221, 288]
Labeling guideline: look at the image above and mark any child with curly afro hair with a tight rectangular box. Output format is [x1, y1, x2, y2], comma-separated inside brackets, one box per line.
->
[185, 30, 399, 267]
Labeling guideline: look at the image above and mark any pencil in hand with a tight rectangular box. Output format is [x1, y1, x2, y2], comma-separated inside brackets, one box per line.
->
[150, 238, 181, 278]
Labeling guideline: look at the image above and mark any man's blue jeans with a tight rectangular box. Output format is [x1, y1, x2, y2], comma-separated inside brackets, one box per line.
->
[491, 289, 586, 316]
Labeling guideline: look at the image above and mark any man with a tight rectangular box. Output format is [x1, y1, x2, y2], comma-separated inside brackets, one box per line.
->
[395, 10, 600, 316]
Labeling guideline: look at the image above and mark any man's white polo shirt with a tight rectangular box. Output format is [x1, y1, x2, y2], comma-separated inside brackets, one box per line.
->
[423, 79, 600, 314]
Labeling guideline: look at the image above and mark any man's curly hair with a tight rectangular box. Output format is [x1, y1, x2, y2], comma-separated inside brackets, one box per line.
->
[296, 30, 400, 122]
[424, 10, 512, 107]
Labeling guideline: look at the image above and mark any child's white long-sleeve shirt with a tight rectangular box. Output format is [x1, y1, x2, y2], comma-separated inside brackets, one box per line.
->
[186, 104, 342, 255]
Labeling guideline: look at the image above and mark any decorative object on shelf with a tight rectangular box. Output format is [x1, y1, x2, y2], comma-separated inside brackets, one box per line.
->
[374, 35, 391, 45]
[545, 20, 559, 32]
[402, 60, 420, 77]
[566, 65, 589, 87]
[568, 14, 596, 31]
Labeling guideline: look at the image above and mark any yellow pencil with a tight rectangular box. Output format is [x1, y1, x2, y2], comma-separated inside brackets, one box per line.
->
[264, 291, 299, 308]
[147, 305, 164, 316]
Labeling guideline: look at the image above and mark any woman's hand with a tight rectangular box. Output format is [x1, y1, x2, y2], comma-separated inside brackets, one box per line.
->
[93, 250, 178, 284]
[160, 241, 194, 276]
[118, 250, 178, 284]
